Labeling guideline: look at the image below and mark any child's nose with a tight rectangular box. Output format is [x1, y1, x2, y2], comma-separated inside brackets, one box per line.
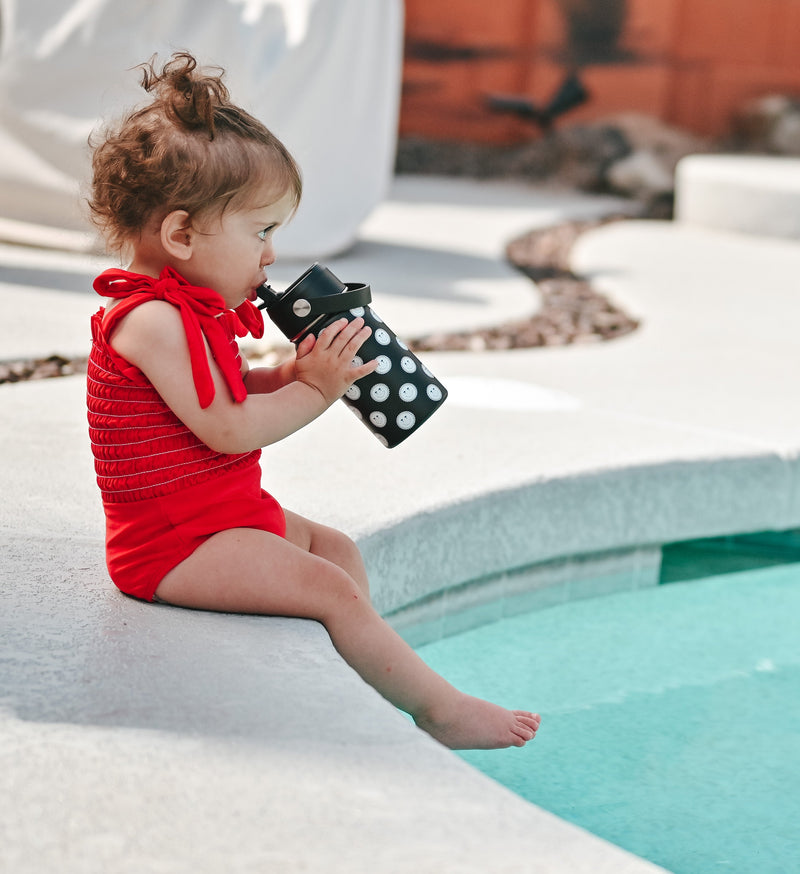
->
[261, 245, 276, 267]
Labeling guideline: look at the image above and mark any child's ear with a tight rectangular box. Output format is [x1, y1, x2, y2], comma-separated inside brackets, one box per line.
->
[160, 210, 194, 261]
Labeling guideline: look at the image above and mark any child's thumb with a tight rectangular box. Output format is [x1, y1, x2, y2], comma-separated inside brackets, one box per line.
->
[295, 333, 316, 357]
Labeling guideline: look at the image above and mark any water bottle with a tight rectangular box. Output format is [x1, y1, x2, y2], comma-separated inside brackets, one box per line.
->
[257, 263, 447, 448]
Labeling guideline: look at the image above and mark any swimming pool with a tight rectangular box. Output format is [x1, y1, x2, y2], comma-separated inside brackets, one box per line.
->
[415, 538, 800, 874]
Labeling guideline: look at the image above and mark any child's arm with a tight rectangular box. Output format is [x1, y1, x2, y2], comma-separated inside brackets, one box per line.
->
[108, 300, 376, 453]
[242, 354, 299, 395]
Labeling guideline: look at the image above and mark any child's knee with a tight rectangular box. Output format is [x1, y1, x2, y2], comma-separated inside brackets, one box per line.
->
[319, 527, 364, 567]
[337, 530, 362, 561]
[316, 565, 369, 619]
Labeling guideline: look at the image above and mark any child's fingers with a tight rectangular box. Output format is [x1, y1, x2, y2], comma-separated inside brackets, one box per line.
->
[324, 317, 370, 355]
[306, 318, 376, 394]
[335, 318, 366, 350]
[295, 332, 317, 358]
[316, 318, 351, 349]
[344, 323, 373, 357]
[351, 361, 378, 382]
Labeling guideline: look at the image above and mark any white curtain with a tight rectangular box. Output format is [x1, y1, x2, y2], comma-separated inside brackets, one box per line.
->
[0, 0, 403, 258]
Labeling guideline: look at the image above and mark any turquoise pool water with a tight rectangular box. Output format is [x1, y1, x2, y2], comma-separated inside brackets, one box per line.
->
[416, 549, 800, 874]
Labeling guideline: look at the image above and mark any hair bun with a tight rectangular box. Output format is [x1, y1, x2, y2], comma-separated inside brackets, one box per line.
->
[139, 51, 229, 136]
[89, 50, 301, 254]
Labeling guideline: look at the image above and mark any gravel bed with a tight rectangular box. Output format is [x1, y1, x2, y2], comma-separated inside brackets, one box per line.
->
[409, 214, 638, 352]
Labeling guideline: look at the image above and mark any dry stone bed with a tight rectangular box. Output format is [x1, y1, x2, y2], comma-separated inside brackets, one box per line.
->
[0, 354, 86, 385]
[409, 215, 639, 353]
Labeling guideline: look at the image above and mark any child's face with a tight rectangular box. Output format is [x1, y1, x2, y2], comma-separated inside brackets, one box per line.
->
[183, 188, 296, 309]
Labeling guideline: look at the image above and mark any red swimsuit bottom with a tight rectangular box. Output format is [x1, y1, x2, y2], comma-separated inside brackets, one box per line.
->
[104, 461, 286, 602]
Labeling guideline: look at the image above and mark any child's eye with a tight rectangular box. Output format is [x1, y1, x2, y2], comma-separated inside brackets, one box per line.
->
[257, 225, 276, 241]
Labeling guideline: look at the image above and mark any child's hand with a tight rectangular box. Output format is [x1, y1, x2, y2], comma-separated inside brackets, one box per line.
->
[294, 317, 377, 405]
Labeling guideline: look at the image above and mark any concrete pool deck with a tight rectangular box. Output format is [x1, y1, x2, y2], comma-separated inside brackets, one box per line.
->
[3, 162, 800, 872]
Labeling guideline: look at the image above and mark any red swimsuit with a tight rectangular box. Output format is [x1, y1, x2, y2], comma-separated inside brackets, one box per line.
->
[87, 267, 286, 601]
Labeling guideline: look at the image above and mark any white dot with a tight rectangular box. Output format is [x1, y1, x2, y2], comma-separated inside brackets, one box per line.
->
[396, 411, 416, 430]
[350, 306, 365, 317]
[371, 310, 383, 323]
[369, 411, 387, 428]
[375, 329, 391, 346]
[399, 383, 418, 402]
[400, 356, 417, 373]
[375, 355, 392, 374]
[396, 339, 408, 350]
[351, 355, 363, 368]
[422, 365, 434, 378]
[427, 384, 443, 402]
[370, 383, 390, 402]
[377, 434, 390, 447]
[350, 406, 363, 420]
[346, 384, 361, 400]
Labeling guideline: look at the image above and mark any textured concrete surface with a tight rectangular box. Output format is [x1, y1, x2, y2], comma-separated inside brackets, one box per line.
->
[6, 169, 800, 873]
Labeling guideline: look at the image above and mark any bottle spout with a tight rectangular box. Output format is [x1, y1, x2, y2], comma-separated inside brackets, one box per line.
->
[256, 284, 281, 310]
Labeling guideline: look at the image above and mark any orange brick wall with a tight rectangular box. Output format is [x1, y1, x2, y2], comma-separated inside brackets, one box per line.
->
[400, 0, 800, 143]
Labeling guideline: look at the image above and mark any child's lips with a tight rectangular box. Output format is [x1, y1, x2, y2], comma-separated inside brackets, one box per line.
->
[249, 274, 267, 300]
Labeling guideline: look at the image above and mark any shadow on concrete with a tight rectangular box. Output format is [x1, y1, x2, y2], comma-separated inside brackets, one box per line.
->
[1, 534, 395, 746]
[0, 264, 97, 294]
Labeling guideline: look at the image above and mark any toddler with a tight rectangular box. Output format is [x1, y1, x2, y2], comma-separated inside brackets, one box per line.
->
[86, 52, 540, 750]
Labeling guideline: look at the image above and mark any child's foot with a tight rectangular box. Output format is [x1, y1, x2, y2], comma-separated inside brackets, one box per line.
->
[414, 693, 541, 750]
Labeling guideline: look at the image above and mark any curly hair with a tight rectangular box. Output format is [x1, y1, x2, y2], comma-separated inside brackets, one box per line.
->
[89, 52, 302, 254]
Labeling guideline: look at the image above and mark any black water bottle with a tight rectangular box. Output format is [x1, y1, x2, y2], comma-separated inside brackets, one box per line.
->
[257, 264, 447, 448]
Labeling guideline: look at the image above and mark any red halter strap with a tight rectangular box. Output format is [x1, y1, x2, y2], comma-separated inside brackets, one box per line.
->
[93, 266, 264, 409]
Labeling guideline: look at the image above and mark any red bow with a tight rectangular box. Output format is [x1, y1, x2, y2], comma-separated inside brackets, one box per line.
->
[93, 266, 264, 409]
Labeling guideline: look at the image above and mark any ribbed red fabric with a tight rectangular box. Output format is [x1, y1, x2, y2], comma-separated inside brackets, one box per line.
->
[87, 268, 262, 503]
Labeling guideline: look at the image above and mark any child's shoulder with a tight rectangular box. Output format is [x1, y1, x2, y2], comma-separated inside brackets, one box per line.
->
[108, 295, 182, 330]
[107, 297, 187, 360]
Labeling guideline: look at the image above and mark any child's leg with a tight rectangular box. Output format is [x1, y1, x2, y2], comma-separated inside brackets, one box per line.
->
[282, 509, 370, 600]
[155, 525, 540, 750]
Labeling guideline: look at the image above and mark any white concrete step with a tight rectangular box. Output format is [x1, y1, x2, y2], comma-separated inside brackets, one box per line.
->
[675, 154, 800, 239]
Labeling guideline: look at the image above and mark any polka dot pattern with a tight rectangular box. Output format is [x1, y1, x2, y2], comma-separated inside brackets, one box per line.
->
[334, 305, 448, 447]
[264, 263, 447, 449]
